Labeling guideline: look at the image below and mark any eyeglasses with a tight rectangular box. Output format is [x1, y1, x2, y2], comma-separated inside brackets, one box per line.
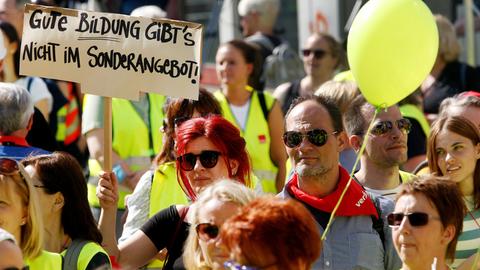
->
[177, 150, 222, 171]
[283, 129, 336, 148]
[371, 118, 412, 136]
[302, 49, 328, 59]
[387, 212, 440, 227]
[196, 223, 220, 241]
[224, 260, 259, 270]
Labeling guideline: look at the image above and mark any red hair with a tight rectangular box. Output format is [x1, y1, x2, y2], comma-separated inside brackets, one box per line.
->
[175, 115, 251, 200]
[220, 197, 321, 269]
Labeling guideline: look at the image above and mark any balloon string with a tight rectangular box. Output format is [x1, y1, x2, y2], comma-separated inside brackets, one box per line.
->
[321, 107, 381, 241]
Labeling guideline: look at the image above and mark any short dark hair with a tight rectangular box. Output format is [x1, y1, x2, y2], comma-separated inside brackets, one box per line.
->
[22, 152, 103, 244]
[344, 94, 373, 136]
[285, 95, 344, 132]
[397, 175, 465, 260]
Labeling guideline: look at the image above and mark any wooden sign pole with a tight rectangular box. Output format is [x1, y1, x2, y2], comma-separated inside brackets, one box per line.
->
[103, 97, 112, 171]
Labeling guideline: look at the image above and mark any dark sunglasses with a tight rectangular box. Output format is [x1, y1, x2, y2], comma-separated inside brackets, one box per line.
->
[224, 260, 259, 270]
[177, 151, 221, 171]
[371, 118, 412, 136]
[387, 212, 439, 227]
[196, 223, 219, 241]
[283, 129, 336, 148]
[302, 49, 328, 59]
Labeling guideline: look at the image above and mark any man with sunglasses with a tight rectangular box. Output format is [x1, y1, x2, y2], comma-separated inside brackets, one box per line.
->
[344, 95, 414, 200]
[279, 95, 401, 270]
[0, 83, 50, 160]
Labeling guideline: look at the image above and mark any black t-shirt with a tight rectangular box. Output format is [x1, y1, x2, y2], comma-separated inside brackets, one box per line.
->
[140, 205, 189, 270]
[423, 61, 480, 114]
[406, 117, 427, 158]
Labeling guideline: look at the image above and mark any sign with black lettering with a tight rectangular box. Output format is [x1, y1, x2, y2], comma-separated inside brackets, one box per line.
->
[20, 4, 203, 100]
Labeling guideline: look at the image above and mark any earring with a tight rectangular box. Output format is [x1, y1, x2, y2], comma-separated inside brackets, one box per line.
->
[20, 219, 26, 226]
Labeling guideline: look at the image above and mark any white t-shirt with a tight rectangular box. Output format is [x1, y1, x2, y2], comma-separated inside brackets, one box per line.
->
[15, 77, 53, 114]
[229, 99, 250, 130]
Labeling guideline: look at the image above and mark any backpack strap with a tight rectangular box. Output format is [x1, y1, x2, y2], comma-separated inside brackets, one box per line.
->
[367, 192, 386, 250]
[63, 239, 89, 270]
[257, 90, 269, 121]
[26, 77, 34, 93]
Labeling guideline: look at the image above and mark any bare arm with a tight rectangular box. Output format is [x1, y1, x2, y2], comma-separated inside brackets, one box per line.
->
[268, 102, 287, 192]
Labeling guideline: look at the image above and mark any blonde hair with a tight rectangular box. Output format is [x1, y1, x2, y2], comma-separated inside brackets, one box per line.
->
[0, 164, 43, 259]
[436, 14, 461, 62]
[315, 80, 359, 115]
[183, 180, 257, 270]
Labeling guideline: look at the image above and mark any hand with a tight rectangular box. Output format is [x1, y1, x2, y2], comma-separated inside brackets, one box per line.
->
[97, 171, 119, 210]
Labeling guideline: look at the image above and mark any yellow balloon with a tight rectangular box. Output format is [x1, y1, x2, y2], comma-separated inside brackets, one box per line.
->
[347, 0, 438, 107]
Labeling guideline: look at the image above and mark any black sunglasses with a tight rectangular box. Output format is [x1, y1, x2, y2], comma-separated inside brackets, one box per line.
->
[196, 223, 219, 241]
[387, 212, 439, 227]
[371, 118, 412, 136]
[302, 49, 328, 59]
[283, 129, 336, 148]
[177, 151, 222, 171]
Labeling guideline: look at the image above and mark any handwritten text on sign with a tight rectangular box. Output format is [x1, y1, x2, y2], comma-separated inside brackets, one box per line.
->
[20, 4, 203, 100]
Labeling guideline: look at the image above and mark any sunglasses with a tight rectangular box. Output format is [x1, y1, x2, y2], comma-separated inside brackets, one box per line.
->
[302, 49, 328, 59]
[371, 118, 412, 136]
[177, 151, 222, 171]
[387, 212, 440, 227]
[283, 129, 336, 148]
[196, 223, 220, 241]
[224, 260, 259, 270]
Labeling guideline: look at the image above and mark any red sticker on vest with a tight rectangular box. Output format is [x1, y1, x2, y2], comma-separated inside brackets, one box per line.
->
[258, 134, 266, 143]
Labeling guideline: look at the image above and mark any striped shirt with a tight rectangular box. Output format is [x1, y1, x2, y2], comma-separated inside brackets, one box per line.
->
[452, 197, 480, 268]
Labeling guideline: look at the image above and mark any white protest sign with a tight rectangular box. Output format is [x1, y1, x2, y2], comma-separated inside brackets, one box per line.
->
[20, 4, 203, 100]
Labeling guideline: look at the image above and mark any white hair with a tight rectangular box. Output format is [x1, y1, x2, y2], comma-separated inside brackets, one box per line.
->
[0, 83, 34, 134]
[238, 0, 279, 29]
[130, 5, 167, 19]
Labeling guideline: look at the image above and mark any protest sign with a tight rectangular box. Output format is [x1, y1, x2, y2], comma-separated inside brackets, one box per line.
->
[20, 4, 203, 100]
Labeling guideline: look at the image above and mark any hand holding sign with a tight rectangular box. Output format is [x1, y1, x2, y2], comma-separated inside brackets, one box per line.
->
[347, 0, 438, 108]
[21, 4, 203, 100]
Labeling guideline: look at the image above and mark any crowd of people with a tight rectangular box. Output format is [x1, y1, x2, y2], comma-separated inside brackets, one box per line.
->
[1, 0, 480, 269]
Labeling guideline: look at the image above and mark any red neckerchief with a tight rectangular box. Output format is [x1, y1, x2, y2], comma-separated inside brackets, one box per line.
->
[286, 166, 378, 218]
[0, 135, 30, 147]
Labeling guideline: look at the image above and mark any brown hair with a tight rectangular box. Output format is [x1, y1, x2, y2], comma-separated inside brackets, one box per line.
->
[396, 175, 465, 260]
[221, 197, 321, 269]
[427, 116, 480, 209]
[153, 88, 222, 166]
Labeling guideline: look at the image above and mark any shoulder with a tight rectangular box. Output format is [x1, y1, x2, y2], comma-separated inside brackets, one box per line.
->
[368, 192, 395, 218]
[273, 82, 292, 100]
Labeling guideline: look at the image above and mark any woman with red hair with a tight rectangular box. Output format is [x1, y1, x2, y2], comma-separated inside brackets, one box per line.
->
[96, 115, 252, 269]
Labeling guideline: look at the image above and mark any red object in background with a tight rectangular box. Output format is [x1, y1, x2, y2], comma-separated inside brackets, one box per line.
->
[109, 256, 122, 269]
[460, 91, 480, 98]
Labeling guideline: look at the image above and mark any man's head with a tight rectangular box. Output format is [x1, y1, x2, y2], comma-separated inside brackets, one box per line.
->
[345, 95, 409, 169]
[238, 0, 279, 37]
[0, 83, 34, 136]
[439, 95, 480, 130]
[0, 0, 25, 37]
[284, 96, 347, 178]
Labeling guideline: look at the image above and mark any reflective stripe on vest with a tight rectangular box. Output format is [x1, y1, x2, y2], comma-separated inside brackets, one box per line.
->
[87, 94, 166, 209]
[26, 250, 62, 270]
[214, 90, 278, 193]
[61, 241, 111, 270]
[400, 104, 430, 137]
[147, 162, 189, 268]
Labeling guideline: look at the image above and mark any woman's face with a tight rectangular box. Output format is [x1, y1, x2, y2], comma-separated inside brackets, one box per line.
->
[24, 165, 57, 222]
[0, 177, 27, 243]
[392, 193, 453, 269]
[215, 45, 252, 87]
[181, 136, 237, 194]
[302, 36, 338, 78]
[197, 199, 241, 270]
[435, 129, 480, 187]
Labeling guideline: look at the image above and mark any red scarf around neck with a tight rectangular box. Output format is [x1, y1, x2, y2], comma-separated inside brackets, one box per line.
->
[286, 166, 378, 218]
[0, 135, 30, 147]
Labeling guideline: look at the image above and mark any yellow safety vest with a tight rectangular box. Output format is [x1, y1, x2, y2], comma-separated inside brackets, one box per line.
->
[146, 162, 189, 269]
[26, 250, 62, 270]
[61, 241, 111, 270]
[399, 170, 415, 183]
[87, 94, 166, 209]
[214, 90, 278, 193]
[400, 104, 430, 137]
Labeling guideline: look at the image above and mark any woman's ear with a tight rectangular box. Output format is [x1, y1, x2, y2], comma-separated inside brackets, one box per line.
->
[53, 192, 65, 212]
[229, 159, 240, 176]
[246, 63, 254, 77]
[475, 143, 480, 160]
[440, 224, 455, 246]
